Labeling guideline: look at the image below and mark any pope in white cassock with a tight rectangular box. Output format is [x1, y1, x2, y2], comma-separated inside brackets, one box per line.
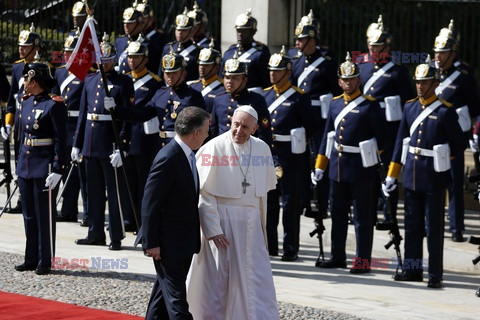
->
[187, 105, 280, 320]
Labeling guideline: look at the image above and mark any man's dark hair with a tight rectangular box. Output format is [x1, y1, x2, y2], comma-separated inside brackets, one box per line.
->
[174, 106, 210, 136]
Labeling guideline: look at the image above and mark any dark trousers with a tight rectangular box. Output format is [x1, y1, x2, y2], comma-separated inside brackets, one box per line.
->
[267, 166, 304, 255]
[447, 153, 465, 233]
[60, 146, 88, 220]
[403, 188, 445, 280]
[329, 179, 376, 262]
[18, 177, 56, 268]
[85, 156, 124, 242]
[146, 256, 194, 320]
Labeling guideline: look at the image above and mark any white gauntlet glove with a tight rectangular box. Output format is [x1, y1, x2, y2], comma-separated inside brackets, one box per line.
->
[71, 147, 81, 162]
[382, 176, 397, 197]
[311, 169, 324, 185]
[104, 97, 116, 111]
[45, 172, 62, 189]
[109, 149, 126, 168]
[1, 125, 11, 141]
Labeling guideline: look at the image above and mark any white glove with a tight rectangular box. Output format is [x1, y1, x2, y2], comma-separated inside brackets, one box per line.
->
[104, 97, 116, 111]
[469, 134, 479, 152]
[1, 125, 11, 141]
[109, 149, 126, 168]
[311, 169, 324, 185]
[45, 172, 62, 189]
[71, 147, 81, 162]
[382, 176, 397, 197]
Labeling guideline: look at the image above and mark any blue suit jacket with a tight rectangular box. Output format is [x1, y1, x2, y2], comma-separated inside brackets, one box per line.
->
[141, 139, 201, 258]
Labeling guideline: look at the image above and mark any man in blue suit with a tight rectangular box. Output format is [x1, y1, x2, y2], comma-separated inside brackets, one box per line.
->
[142, 107, 210, 320]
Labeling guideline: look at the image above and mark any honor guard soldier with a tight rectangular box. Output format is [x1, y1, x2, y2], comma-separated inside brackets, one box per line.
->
[432, 20, 480, 242]
[382, 56, 467, 288]
[3, 23, 45, 214]
[123, 37, 163, 231]
[71, 0, 91, 32]
[188, 1, 216, 50]
[262, 46, 318, 260]
[115, 6, 144, 74]
[158, 8, 200, 82]
[73, 34, 135, 251]
[53, 30, 89, 223]
[14, 57, 67, 275]
[135, 0, 168, 75]
[187, 39, 224, 113]
[312, 53, 390, 273]
[210, 53, 272, 145]
[291, 11, 341, 218]
[220, 8, 270, 93]
[111, 47, 205, 149]
[358, 15, 416, 229]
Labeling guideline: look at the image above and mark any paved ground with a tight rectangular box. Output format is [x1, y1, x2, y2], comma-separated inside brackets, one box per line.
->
[0, 190, 479, 319]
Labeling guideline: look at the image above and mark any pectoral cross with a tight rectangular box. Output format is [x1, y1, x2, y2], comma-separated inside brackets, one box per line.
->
[242, 178, 250, 194]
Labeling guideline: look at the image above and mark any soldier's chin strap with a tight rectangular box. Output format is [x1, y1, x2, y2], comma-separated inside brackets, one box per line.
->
[25, 45, 37, 62]
[130, 56, 146, 71]
[298, 36, 313, 55]
[438, 50, 455, 71]
[272, 70, 289, 87]
[171, 70, 186, 89]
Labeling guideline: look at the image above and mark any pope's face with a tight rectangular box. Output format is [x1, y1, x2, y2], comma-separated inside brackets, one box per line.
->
[231, 111, 258, 145]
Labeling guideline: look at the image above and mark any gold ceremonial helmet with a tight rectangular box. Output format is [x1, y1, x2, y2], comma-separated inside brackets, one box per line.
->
[366, 15, 392, 45]
[413, 54, 438, 80]
[176, 7, 194, 30]
[162, 45, 186, 72]
[198, 39, 221, 65]
[72, 0, 92, 17]
[235, 8, 257, 30]
[338, 52, 360, 78]
[268, 45, 292, 70]
[223, 51, 247, 76]
[18, 23, 41, 46]
[433, 19, 460, 52]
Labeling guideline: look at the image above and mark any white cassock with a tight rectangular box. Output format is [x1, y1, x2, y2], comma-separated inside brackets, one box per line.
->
[187, 132, 279, 320]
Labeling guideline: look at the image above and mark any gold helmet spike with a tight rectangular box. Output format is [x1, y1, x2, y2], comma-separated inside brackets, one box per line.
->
[425, 54, 431, 65]
[307, 9, 314, 21]
[246, 8, 252, 17]
[133, 0, 138, 7]
[448, 19, 454, 32]
[209, 38, 215, 49]
[169, 44, 174, 55]
[33, 50, 41, 62]
[193, 1, 199, 11]
[183, 7, 188, 15]
[75, 27, 80, 37]
[102, 32, 109, 44]
[280, 45, 286, 56]
[233, 51, 239, 60]
[29, 23, 36, 33]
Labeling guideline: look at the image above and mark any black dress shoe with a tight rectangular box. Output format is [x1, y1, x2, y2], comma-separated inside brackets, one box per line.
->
[75, 238, 106, 246]
[350, 267, 371, 274]
[80, 220, 88, 227]
[109, 240, 122, 251]
[427, 277, 442, 288]
[35, 267, 51, 275]
[124, 224, 137, 233]
[317, 259, 347, 269]
[14, 263, 36, 272]
[393, 272, 423, 282]
[281, 253, 298, 262]
[452, 231, 466, 242]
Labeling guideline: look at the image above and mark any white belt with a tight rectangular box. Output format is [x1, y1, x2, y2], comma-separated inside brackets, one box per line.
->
[311, 100, 321, 107]
[334, 141, 360, 153]
[408, 146, 434, 157]
[68, 110, 79, 117]
[272, 134, 291, 142]
[87, 113, 112, 121]
[24, 138, 53, 146]
[159, 131, 176, 138]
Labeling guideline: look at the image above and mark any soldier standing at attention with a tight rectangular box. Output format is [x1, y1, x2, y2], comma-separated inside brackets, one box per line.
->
[220, 8, 270, 93]
[14, 58, 67, 276]
[432, 20, 480, 242]
[73, 34, 134, 251]
[358, 15, 415, 229]
[115, 6, 144, 74]
[312, 53, 390, 274]
[262, 47, 318, 260]
[383, 56, 467, 288]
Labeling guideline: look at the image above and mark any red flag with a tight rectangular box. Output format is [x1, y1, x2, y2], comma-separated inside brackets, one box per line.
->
[66, 18, 102, 81]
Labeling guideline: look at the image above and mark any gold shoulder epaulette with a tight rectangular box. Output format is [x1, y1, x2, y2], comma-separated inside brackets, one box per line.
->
[292, 86, 305, 94]
[150, 72, 162, 82]
[332, 94, 343, 100]
[324, 55, 332, 60]
[57, 65, 66, 69]
[364, 95, 376, 101]
[46, 62, 55, 68]
[406, 97, 419, 103]
[14, 59, 24, 64]
[262, 86, 273, 92]
[49, 94, 64, 102]
[439, 98, 453, 107]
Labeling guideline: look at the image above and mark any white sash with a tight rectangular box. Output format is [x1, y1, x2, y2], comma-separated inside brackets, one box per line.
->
[201, 80, 222, 96]
[18, 77, 24, 91]
[334, 96, 365, 130]
[268, 88, 296, 114]
[197, 38, 209, 47]
[238, 46, 257, 62]
[297, 56, 326, 86]
[362, 61, 395, 94]
[134, 74, 153, 91]
[60, 73, 76, 95]
[409, 100, 443, 136]
[146, 29, 156, 40]
[179, 44, 197, 58]
[435, 70, 461, 95]
[117, 50, 128, 69]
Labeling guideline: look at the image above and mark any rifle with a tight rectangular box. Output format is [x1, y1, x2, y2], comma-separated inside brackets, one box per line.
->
[309, 210, 325, 267]
[377, 159, 403, 276]
[0, 103, 13, 211]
